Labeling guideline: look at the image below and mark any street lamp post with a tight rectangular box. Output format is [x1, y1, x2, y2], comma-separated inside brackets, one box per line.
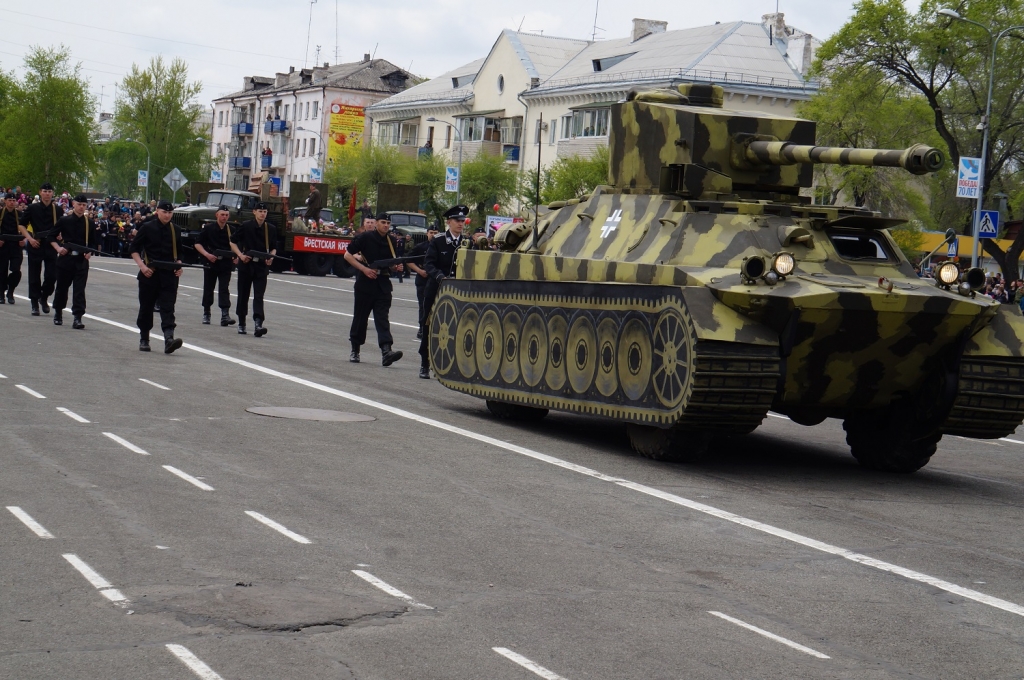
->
[296, 126, 326, 181]
[427, 117, 463, 205]
[125, 137, 151, 203]
[938, 9, 1024, 269]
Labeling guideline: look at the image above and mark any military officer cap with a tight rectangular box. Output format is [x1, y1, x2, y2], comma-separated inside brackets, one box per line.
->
[375, 212, 391, 222]
[3, 192, 15, 200]
[40, 182, 54, 191]
[156, 199, 174, 211]
[254, 201, 268, 210]
[443, 205, 469, 220]
[73, 193, 88, 203]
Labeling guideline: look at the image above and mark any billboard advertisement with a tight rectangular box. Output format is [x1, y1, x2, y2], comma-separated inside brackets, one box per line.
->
[327, 101, 366, 166]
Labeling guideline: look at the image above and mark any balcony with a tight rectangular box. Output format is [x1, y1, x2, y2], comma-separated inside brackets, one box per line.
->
[260, 155, 272, 169]
[232, 122, 254, 136]
[264, 120, 289, 134]
[228, 156, 252, 169]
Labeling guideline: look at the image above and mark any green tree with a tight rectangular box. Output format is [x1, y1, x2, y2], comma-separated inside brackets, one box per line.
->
[541, 147, 610, 203]
[409, 151, 447, 225]
[113, 57, 207, 201]
[93, 141, 147, 199]
[460, 151, 519, 223]
[0, 46, 95, 190]
[324, 142, 411, 210]
[818, 0, 1024, 279]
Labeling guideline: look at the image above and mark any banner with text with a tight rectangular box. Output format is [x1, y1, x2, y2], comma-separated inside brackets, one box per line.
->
[327, 102, 366, 167]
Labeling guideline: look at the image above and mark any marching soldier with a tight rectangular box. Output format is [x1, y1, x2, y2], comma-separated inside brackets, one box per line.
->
[418, 205, 469, 378]
[406, 222, 439, 340]
[343, 211, 404, 366]
[0, 192, 24, 305]
[19, 182, 64, 315]
[51, 194, 99, 329]
[230, 201, 274, 337]
[129, 200, 184, 353]
[194, 205, 237, 326]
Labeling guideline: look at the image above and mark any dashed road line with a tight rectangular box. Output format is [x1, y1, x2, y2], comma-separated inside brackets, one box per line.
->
[62, 553, 127, 602]
[139, 378, 171, 391]
[708, 611, 830, 659]
[162, 465, 215, 491]
[244, 510, 311, 544]
[102, 432, 150, 455]
[999, 437, 1024, 445]
[493, 648, 567, 679]
[6, 506, 54, 538]
[0, 372, 7, 378]
[165, 644, 225, 680]
[15, 384, 45, 399]
[56, 406, 90, 423]
[352, 570, 433, 609]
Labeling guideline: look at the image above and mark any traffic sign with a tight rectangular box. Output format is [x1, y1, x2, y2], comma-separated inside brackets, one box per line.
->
[445, 166, 459, 193]
[310, 167, 322, 183]
[210, 170, 223, 183]
[947, 236, 959, 258]
[956, 157, 981, 198]
[137, 170, 148, 187]
[163, 168, 188, 193]
[974, 209, 1000, 238]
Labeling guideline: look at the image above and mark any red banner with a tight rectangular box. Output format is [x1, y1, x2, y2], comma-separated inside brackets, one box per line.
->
[292, 235, 351, 253]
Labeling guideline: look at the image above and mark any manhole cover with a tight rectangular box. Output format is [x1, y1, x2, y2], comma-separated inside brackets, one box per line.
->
[246, 407, 376, 422]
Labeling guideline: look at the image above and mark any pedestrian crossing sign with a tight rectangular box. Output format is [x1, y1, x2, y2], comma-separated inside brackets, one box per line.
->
[947, 236, 959, 258]
[975, 209, 999, 238]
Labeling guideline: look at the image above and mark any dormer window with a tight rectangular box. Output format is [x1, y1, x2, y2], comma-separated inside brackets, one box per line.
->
[592, 53, 635, 72]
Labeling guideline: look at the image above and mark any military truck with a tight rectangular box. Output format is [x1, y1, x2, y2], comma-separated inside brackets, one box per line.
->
[427, 83, 1024, 473]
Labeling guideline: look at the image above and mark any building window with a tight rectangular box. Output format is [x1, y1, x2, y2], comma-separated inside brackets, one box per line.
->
[400, 122, 419, 146]
[312, 101, 319, 118]
[571, 108, 610, 137]
[302, 139, 307, 156]
[309, 139, 316, 157]
[218, 111, 224, 127]
[499, 117, 522, 146]
[284, 104, 289, 120]
[497, 74, 504, 94]
[459, 116, 501, 142]
[445, 125, 451, 148]
[216, 143, 222, 155]
[560, 115, 572, 139]
[592, 53, 635, 72]
[377, 122, 400, 145]
[549, 121, 557, 145]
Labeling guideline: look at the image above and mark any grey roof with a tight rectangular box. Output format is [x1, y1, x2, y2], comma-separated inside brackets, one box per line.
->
[214, 59, 420, 102]
[365, 58, 484, 112]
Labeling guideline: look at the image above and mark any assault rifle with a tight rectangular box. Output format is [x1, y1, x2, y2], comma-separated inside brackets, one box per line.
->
[214, 248, 293, 264]
[57, 242, 105, 257]
[366, 254, 425, 270]
[0, 233, 25, 243]
[147, 260, 209, 271]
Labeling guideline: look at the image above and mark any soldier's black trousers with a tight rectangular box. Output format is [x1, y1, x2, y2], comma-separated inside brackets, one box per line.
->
[27, 247, 56, 302]
[349, 288, 394, 349]
[418, 280, 440, 363]
[53, 257, 89, 317]
[0, 243, 23, 294]
[137, 269, 178, 336]
[202, 266, 232, 310]
[236, 262, 267, 322]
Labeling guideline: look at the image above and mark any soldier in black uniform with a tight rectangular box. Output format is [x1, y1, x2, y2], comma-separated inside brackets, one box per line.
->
[230, 201, 274, 337]
[51, 194, 99, 329]
[19, 183, 63, 315]
[0, 193, 24, 305]
[418, 205, 469, 378]
[194, 205, 237, 326]
[129, 200, 184, 353]
[406, 222, 439, 340]
[343, 211, 404, 366]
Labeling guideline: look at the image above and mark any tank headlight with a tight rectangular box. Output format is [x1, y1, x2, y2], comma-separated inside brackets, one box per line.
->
[964, 267, 986, 290]
[936, 261, 960, 286]
[741, 256, 766, 282]
[772, 252, 795, 277]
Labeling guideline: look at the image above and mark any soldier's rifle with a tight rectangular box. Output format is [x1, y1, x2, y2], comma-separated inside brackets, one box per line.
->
[147, 260, 210, 271]
[367, 254, 424, 270]
[217, 249, 293, 264]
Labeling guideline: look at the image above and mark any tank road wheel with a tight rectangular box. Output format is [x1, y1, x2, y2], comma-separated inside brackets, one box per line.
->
[567, 313, 598, 394]
[455, 305, 479, 379]
[500, 308, 522, 385]
[520, 311, 548, 388]
[843, 416, 939, 473]
[617, 315, 653, 402]
[626, 424, 712, 463]
[476, 307, 503, 381]
[652, 308, 695, 409]
[545, 314, 569, 391]
[595, 316, 619, 397]
[428, 298, 458, 377]
[486, 399, 549, 422]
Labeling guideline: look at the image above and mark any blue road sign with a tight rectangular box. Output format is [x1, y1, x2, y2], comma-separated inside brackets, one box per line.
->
[974, 209, 1000, 238]
[947, 237, 959, 258]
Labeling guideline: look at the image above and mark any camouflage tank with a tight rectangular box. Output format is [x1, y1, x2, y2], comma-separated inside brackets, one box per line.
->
[427, 83, 1024, 473]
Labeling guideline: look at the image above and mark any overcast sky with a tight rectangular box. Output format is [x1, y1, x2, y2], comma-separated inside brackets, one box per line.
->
[2, 1, 923, 112]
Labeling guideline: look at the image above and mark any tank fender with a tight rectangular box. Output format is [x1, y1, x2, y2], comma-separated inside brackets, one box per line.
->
[963, 303, 1024, 358]
[679, 286, 778, 346]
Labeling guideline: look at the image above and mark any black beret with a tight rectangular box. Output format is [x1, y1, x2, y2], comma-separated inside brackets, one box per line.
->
[443, 205, 469, 220]
[375, 212, 391, 221]
[40, 182, 54, 191]
[156, 200, 174, 211]
[255, 201, 268, 210]
[72, 194, 88, 203]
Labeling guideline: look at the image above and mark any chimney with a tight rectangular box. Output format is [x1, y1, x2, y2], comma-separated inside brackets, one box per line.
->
[632, 18, 667, 42]
[323, 61, 329, 68]
[762, 13, 788, 46]
[530, 76, 540, 89]
[363, 53, 371, 63]
[801, 36, 814, 75]
[289, 65, 295, 73]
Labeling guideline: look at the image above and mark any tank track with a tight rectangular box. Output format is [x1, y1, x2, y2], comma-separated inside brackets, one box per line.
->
[942, 356, 1024, 439]
[430, 280, 780, 429]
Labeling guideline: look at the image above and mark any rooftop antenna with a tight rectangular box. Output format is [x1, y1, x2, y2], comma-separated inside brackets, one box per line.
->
[517, 16, 526, 32]
[335, 0, 339, 64]
[370, 42, 378, 61]
[99, 84, 104, 113]
[304, 0, 318, 69]
[314, 45, 321, 65]
[591, 0, 601, 42]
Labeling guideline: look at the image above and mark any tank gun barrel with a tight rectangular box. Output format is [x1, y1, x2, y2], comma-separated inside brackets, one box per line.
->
[745, 142, 944, 175]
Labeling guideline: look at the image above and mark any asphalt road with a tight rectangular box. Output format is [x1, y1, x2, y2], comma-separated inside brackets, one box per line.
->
[3, 257, 1024, 679]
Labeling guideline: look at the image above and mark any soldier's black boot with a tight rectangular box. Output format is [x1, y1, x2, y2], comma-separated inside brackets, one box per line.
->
[202, 307, 211, 325]
[350, 345, 360, 363]
[139, 332, 151, 352]
[381, 344, 403, 367]
[40, 298, 50, 314]
[164, 332, 183, 354]
[254, 319, 267, 338]
[6, 290, 14, 304]
[237, 316, 247, 335]
[53, 311, 62, 326]
[419, 363, 430, 379]
[72, 316, 85, 329]
[220, 309, 236, 326]
[30, 300, 39, 316]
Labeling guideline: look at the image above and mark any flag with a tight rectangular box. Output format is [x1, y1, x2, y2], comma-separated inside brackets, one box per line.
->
[348, 183, 357, 222]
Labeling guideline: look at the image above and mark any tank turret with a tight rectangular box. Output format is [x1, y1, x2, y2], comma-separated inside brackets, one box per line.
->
[609, 84, 945, 198]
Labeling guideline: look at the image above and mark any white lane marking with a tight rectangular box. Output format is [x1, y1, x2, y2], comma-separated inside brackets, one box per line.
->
[492, 648, 567, 680]
[1000, 438, 1024, 445]
[950, 435, 1003, 447]
[62, 553, 128, 602]
[165, 644, 225, 680]
[269, 275, 420, 303]
[767, 412, 789, 420]
[139, 378, 171, 391]
[102, 432, 150, 455]
[244, 510, 311, 544]
[6, 506, 55, 538]
[352, 570, 433, 609]
[56, 407, 90, 423]
[0, 372, 7, 378]
[90, 268, 419, 328]
[60, 307, 1024, 619]
[15, 384, 46, 399]
[163, 465, 215, 491]
[708, 611, 830, 659]
[156, 545, 170, 550]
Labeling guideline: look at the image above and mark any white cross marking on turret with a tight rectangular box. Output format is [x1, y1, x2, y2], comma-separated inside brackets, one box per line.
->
[600, 210, 622, 238]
